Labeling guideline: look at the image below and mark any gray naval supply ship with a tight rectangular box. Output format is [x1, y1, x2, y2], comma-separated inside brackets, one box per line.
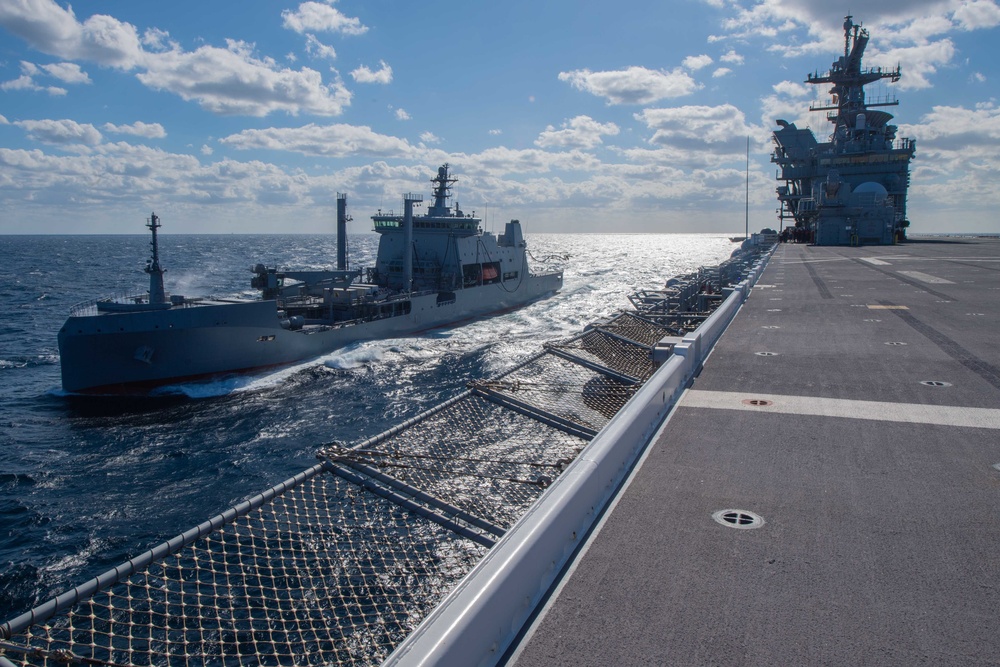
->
[771, 15, 916, 245]
[58, 165, 564, 394]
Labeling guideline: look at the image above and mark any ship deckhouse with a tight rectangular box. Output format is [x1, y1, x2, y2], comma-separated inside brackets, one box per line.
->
[372, 164, 527, 292]
[772, 16, 916, 245]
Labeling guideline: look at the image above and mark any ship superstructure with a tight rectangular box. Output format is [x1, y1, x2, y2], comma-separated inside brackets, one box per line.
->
[57, 165, 563, 393]
[771, 16, 916, 245]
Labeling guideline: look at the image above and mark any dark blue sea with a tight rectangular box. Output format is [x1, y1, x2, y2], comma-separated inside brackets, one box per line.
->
[0, 232, 736, 620]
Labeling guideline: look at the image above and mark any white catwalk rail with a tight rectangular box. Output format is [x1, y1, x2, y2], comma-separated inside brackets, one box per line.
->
[0, 245, 773, 667]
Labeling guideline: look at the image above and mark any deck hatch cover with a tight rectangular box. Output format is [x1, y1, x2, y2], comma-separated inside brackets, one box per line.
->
[712, 509, 765, 530]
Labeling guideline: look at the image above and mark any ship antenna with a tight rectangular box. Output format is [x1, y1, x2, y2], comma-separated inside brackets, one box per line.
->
[844, 14, 853, 58]
[145, 212, 167, 304]
[745, 135, 750, 240]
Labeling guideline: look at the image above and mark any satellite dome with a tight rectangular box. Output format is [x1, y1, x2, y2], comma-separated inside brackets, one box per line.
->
[849, 181, 889, 206]
[853, 182, 888, 196]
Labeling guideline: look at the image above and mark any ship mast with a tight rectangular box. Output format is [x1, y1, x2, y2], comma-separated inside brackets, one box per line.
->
[806, 15, 901, 151]
[427, 164, 457, 217]
[145, 212, 167, 305]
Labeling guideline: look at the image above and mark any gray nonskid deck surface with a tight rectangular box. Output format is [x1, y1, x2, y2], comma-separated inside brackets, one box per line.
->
[511, 239, 1000, 666]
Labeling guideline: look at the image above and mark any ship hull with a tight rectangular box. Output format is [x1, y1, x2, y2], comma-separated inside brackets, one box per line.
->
[58, 273, 562, 394]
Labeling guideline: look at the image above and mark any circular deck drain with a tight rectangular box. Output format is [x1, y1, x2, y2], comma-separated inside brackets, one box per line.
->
[920, 380, 952, 387]
[884, 341, 908, 346]
[755, 351, 778, 357]
[712, 509, 764, 530]
[742, 398, 773, 407]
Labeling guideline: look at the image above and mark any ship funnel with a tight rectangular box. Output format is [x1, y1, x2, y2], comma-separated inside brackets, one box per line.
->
[403, 193, 423, 292]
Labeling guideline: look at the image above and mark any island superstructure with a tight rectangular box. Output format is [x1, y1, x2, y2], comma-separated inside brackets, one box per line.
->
[58, 165, 563, 394]
[771, 15, 916, 245]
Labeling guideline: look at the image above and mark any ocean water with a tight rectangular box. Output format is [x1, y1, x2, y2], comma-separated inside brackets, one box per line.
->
[0, 232, 737, 619]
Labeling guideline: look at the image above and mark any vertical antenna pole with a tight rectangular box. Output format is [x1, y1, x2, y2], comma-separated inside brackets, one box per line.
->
[745, 136, 750, 240]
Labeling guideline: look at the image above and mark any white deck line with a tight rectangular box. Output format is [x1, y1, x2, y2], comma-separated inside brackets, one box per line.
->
[682, 390, 1000, 430]
[896, 270, 956, 284]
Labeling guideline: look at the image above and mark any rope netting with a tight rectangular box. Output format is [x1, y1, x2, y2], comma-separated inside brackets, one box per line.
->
[2, 252, 761, 667]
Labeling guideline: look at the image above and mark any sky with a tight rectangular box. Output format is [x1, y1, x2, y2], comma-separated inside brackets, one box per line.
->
[1, 0, 999, 235]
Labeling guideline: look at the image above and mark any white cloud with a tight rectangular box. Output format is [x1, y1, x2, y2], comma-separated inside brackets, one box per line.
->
[281, 1, 367, 36]
[954, 0, 1000, 30]
[351, 60, 392, 84]
[683, 54, 714, 71]
[137, 40, 352, 116]
[1, 59, 85, 94]
[103, 121, 166, 138]
[972, 71, 987, 82]
[201, 144, 213, 156]
[535, 115, 620, 149]
[712, 67, 732, 78]
[420, 131, 440, 144]
[876, 40, 956, 90]
[720, 49, 744, 65]
[489, 129, 502, 135]
[219, 123, 419, 158]
[772, 80, 812, 97]
[558, 66, 701, 105]
[636, 104, 755, 151]
[304, 34, 337, 60]
[40, 61, 90, 83]
[0, 114, 8, 124]
[395, 108, 411, 121]
[14, 118, 103, 145]
[0, 0, 353, 117]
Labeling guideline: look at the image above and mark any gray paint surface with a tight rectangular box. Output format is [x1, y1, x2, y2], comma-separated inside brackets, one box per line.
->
[512, 239, 1000, 666]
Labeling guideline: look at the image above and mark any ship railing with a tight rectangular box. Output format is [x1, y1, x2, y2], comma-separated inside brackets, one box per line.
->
[68, 291, 204, 317]
[1, 245, 775, 667]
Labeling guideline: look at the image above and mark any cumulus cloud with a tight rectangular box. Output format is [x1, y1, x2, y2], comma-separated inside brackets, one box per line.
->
[876, 40, 957, 90]
[395, 108, 411, 121]
[954, 0, 1000, 30]
[488, 129, 502, 135]
[137, 39, 352, 116]
[40, 61, 90, 83]
[0, 74, 65, 95]
[712, 67, 732, 78]
[0, 60, 87, 94]
[103, 121, 166, 138]
[535, 115, 620, 149]
[720, 49, 744, 65]
[0, 114, 8, 124]
[772, 80, 812, 97]
[201, 144, 213, 155]
[636, 104, 754, 151]
[14, 118, 103, 145]
[420, 131, 440, 144]
[351, 60, 392, 84]
[219, 123, 418, 158]
[304, 34, 337, 60]
[0, 0, 353, 117]
[558, 66, 700, 105]
[281, 1, 367, 35]
[683, 54, 714, 71]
